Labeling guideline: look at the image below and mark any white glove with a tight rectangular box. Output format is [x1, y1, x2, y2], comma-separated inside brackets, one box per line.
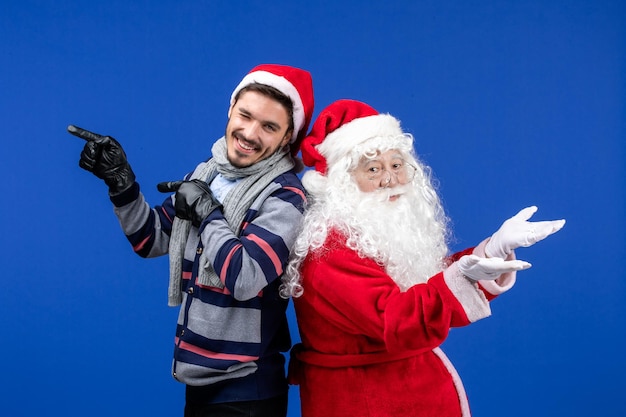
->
[458, 254, 531, 281]
[485, 206, 566, 259]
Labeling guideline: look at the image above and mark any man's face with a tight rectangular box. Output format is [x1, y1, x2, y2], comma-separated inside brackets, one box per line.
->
[351, 149, 415, 200]
[225, 90, 291, 168]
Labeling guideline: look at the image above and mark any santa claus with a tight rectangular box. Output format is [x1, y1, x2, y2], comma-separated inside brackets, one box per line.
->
[281, 99, 565, 417]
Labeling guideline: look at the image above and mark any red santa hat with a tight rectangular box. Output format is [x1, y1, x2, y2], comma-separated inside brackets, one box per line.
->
[230, 64, 314, 151]
[300, 99, 403, 174]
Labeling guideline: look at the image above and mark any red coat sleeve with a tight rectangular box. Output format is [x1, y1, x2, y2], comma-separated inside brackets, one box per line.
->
[298, 232, 492, 355]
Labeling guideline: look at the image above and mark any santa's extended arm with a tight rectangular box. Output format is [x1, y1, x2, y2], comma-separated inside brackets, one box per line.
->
[456, 206, 565, 297]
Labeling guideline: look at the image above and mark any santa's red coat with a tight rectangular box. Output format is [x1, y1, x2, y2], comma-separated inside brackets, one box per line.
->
[290, 230, 515, 417]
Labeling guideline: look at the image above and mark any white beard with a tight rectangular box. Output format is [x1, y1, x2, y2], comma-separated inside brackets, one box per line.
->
[281, 147, 451, 299]
[337, 184, 449, 291]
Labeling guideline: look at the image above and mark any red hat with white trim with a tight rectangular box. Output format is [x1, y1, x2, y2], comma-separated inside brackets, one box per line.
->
[300, 99, 403, 174]
[230, 64, 314, 153]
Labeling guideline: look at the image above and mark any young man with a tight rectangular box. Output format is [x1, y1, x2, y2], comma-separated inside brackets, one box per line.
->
[69, 64, 314, 417]
[281, 99, 565, 417]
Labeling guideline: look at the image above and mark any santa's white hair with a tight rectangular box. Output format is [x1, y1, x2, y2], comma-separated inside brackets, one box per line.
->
[280, 132, 450, 298]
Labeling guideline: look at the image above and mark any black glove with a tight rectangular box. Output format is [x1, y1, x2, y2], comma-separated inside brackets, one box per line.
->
[158, 179, 223, 228]
[68, 124, 136, 195]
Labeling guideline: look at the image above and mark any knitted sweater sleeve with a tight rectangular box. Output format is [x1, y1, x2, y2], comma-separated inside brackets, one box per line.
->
[110, 182, 176, 258]
[198, 173, 306, 301]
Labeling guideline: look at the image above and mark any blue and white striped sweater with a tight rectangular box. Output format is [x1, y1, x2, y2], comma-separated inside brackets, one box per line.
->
[110, 170, 305, 402]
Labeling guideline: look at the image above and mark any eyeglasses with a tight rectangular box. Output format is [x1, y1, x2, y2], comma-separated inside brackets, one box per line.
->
[364, 160, 417, 186]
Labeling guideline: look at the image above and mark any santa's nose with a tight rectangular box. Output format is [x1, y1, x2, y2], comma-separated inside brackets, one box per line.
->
[380, 171, 399, 188]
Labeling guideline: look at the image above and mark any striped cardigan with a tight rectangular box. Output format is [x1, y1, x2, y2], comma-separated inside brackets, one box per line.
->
[109, 169, 306, 403]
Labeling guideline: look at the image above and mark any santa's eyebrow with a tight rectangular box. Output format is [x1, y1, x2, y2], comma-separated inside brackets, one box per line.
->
[362, 151, 405, 164]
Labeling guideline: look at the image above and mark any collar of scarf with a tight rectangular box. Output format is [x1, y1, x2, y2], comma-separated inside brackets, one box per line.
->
[167, 137, 295, 306]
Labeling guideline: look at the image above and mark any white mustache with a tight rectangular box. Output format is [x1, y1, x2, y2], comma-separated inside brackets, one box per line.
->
[371, 183, 411, 202]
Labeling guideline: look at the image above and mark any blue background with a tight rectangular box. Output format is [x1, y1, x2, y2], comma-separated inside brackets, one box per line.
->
[1, 1, 624, 415]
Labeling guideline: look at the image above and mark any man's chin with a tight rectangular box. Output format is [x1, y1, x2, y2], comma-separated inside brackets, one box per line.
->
[227, 158, 250, 169]
[227, 151, 256, 168]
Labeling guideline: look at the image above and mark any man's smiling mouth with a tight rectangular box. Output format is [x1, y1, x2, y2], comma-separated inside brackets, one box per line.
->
[236, 136, 257, 152]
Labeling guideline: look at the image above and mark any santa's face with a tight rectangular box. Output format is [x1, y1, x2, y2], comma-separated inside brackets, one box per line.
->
[351, 149, 416, 200]
[225, 90, 291, 168]
[341, 161, 446, 290]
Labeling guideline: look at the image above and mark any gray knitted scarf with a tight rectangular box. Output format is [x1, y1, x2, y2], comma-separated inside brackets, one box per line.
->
[167, 137, 295, 306]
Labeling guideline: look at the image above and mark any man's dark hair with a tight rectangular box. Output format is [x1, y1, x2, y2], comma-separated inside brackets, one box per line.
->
[234, 83, 295, 136]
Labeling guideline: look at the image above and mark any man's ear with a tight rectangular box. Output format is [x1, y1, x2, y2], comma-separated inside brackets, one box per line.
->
[280, 131, 293, 147]
[227, 103, 234, 119]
